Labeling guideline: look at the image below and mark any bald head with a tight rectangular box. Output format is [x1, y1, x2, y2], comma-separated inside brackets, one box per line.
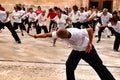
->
[56, 28, 71, 39]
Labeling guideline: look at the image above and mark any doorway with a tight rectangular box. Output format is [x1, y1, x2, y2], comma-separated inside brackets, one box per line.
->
[89, 1, 98, 8]
[89, 0, 113, 12]
[103, 1, 112, 12]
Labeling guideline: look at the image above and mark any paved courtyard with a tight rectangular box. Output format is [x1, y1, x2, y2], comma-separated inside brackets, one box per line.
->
[0, 28, 120, 80]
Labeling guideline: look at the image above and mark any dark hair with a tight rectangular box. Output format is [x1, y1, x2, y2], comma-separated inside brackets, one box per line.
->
[109, 17, 118, 23]
[56, 7, 63, 13]
[80, 7, 84, 10]
[72, 5, 78, 11]
[53, 6, 58, 11]
[49, 8, 53, 12]
[112, 11, 117, 14]
[37, 6, 41, 9]
[29, 7, 33, 10]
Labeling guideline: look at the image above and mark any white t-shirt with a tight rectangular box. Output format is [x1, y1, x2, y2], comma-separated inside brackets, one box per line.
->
[36, 13, 47, 26]
[20, 10, 26, 20]
[108, 21, 120, 33]
[0, 10, 10, 23]
[79, 11, 89, 22]
[53, 14, 68, 28]
[12, 11, 22, 23]
[52, 28, 89, 51]
[97, 12, 112, 25]
[69, 10, 80, 23]
[24, 12, 36, 22]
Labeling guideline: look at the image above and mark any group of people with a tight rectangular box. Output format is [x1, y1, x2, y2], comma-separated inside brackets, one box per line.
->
[0, 3, 120, 80]
[0, 4, 120, 51]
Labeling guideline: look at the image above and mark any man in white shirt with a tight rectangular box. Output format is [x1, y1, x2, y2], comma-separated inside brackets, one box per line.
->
[87, 8, 112, 43]
[102, 17, 120, 52]
[97, 8, 112, 43]
[28, 27, 115, 80]
[0, 10, 21, 43]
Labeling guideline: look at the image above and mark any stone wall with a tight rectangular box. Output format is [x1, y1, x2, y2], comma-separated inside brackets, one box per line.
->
[0, 0, 120, 11]
[0, 0, 79, 10]
[113, 0, 120, 11]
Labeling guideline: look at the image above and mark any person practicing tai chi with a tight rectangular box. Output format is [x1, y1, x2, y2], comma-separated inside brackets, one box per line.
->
[99, 17, 120, 52]
[28, 27, 115, 80]
[0, 10, 21, 44]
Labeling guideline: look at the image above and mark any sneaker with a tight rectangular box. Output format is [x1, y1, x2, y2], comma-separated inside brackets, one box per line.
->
[96, 40, 100, 43]
[16, 40, 21, 44]
[95, 35, 98, 37]
[22, 33, 24, 36]
[107, 35, 110, 38]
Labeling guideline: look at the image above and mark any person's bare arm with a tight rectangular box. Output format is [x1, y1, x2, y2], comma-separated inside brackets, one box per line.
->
[85, 15, 97, 22]
[28, 33, 52, 38]
[86, 28, 93, 53]
[99, 24, 108, 28]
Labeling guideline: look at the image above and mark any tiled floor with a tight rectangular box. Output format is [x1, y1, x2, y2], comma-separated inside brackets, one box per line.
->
[0, 28, 120, 80]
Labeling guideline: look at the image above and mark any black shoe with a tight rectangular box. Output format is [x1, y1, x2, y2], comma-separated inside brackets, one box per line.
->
[16, 40, 21, 44]
[114, 49, 118, 52]
[107, 35, 110, 38]
[95, 35, 98, 37]
[96, 40, 100, 43]
[22, 33, 24, 36]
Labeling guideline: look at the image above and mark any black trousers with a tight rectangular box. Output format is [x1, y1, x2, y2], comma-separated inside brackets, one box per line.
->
[72, 22, 80, 29]
[79, 21, 90, 29]
[27, 21, 37, 33]
[36, 25, 48, 34]
[0, 21, 21, 42]
[98, 27, 113, 41]
[91, 19, 99, 32]
[66, 46, 115, 80]
[114, 32, 120, 51]
[91, 17, 102, 32]
[22, 17, 29, 26]
[49, 20, 55, 32]
[98, 27, 105, 41]
[13, 22, 26, 31]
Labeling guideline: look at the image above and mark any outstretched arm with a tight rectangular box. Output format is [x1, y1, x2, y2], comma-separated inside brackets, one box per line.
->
[28, 32, 52, 38]
[86, 28, 93, 53]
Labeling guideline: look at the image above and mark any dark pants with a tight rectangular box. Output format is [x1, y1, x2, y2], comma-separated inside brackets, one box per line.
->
[13, 22, 26, 31]
[91, 19, 99, 32]
[66, 46, 115, 80]
[22, 17, 29, 26]
[114, 32, 120, 51]
[72, 22, 80, 29]
[36, 25, 48, 34]
[79, 21, 90, 29]
[98, 27, 110, 41]
[91, 17, 102, 32]
[0, 21, 21, 42]
[98, 27, 105, 41]
[49, 20, 55, 32]
[27, 21, 37, 33]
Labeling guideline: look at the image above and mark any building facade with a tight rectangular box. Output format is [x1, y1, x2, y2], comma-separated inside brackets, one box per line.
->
[0, 0, 120, 11]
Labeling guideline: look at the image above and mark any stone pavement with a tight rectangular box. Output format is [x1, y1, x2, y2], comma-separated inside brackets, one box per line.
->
[0, 28, 120, 80]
